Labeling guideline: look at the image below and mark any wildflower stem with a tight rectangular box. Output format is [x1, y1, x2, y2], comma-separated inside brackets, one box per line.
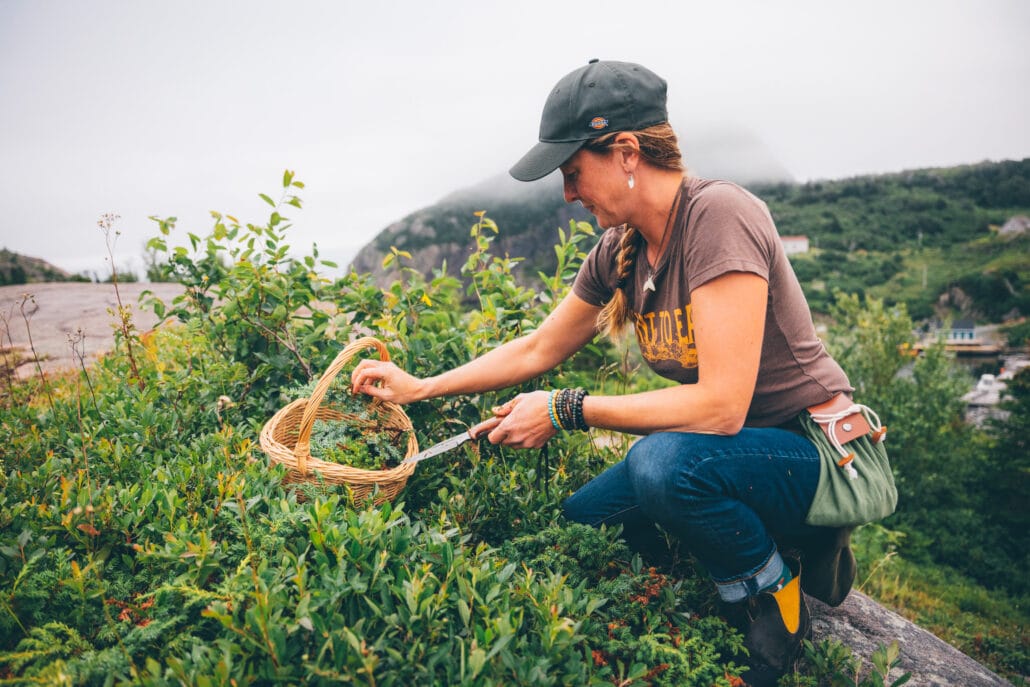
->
[98, 213, 145, 390]
[18, 294, 55, 412]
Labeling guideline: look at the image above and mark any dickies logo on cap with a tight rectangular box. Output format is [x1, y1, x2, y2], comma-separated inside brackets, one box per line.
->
[589, 116, 609, 130]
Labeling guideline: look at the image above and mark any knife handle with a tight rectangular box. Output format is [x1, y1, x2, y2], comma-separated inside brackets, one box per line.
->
[470, 416, 502, 439]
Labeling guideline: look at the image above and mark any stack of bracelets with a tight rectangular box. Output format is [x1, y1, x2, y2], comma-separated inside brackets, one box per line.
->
[547, 388, 589, 431]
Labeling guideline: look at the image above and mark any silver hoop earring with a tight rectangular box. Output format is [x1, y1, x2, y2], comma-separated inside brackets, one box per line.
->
[627, 174, 635, 190]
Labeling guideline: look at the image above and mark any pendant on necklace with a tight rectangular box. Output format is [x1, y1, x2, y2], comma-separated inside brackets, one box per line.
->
[643, 272, 656, 292]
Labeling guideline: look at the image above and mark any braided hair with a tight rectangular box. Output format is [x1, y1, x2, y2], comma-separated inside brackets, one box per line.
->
[596, 227, 643, 338]
[587, 123, 685, 339]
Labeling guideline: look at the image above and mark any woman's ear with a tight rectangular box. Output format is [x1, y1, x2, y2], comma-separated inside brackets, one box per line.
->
[613, 132, 641, 172]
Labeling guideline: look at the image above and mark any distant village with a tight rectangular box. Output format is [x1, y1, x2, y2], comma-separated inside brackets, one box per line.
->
[777, 231, 1028, 429]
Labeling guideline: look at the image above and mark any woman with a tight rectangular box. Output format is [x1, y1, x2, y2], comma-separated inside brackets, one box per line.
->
[352, 59, 858, 684]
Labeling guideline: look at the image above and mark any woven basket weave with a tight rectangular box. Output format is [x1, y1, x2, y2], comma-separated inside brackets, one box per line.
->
[259, 336, 418, 504]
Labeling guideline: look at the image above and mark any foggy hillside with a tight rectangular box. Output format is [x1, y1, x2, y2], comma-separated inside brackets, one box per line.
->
[350, 125, 795, 285]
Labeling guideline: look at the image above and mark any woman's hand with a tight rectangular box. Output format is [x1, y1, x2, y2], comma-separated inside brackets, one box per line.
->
[476, 391, 557, 449]
[350, 359, 426, 404]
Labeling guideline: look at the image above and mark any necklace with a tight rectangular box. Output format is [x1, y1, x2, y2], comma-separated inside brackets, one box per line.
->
[643, 180, 685, 292]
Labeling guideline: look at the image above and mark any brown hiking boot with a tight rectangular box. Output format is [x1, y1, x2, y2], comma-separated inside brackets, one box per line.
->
[721, 558, 811, 687]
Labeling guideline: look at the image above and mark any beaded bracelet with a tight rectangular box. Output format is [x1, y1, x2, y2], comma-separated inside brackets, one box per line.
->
[560, 389, 573, 430]
[574, 388, 589, 430]
[551, 387, 589, 431]
[547, 390, 563, 431]
[572, 388, 588, 430]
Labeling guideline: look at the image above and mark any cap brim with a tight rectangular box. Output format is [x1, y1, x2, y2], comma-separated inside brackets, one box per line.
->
[509, 139, 586, 182]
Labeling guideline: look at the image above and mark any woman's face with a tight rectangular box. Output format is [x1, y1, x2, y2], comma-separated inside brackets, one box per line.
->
[559, 148, 628, 228]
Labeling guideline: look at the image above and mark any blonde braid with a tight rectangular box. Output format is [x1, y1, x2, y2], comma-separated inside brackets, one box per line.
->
[596, 226, 641, 338]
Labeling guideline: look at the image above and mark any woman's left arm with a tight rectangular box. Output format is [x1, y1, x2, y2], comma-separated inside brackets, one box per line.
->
[582, 271, 768, 435]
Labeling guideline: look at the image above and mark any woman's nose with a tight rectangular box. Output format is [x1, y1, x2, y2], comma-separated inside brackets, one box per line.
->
[563, 179, 578, 203]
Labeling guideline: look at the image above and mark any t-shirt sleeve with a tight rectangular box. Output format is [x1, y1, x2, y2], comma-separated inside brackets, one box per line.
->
[684, 183, 777, 289]
[572, 228, 621, 307]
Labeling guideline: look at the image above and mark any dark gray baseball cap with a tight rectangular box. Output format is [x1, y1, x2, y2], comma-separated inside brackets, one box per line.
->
[509, 59, 669, 182]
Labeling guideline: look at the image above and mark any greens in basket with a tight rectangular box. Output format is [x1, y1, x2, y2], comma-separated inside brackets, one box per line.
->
[283, 380, 410, 470]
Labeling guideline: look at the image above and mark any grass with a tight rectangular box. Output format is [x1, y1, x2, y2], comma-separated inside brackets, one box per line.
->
[859, 549, 1028, 684]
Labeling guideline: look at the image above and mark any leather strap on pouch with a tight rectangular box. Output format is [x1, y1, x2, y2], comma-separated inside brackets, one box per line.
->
[806, 393, 872, 446]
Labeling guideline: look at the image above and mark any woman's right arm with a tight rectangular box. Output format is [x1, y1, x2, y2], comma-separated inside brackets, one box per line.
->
[350, 291, 601, 404]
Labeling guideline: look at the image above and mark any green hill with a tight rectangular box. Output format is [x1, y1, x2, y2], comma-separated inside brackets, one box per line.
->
[351, 159, 1030, 322]
[754, 159, 1030, 319]
[0, 248, 79, 285]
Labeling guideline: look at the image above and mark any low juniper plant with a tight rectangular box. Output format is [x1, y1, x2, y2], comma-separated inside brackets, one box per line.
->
[283, 378, 411, 470]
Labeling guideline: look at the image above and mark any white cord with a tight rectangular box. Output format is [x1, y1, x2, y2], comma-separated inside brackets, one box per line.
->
[810, 403, 885, 480]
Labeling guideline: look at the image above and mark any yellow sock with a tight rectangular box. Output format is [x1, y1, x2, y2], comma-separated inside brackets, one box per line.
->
[770, 575, 802, 634]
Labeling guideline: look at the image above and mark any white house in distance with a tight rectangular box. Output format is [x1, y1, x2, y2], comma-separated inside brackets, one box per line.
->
[780, 235, 810, 255]
[999, 215, 1029, 237]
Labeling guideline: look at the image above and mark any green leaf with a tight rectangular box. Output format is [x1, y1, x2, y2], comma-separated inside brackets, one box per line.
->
[259, 193, 276, 207]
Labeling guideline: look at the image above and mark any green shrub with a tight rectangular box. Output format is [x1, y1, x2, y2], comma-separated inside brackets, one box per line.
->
[5, 173, 1018, 685]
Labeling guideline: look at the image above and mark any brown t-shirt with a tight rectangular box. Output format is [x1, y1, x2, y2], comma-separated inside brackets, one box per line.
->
[573, 177, 852, 427]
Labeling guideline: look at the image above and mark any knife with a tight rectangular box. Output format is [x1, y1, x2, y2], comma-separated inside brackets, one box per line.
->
[401, 431, 474, 465]
[401, 418, 498, 466]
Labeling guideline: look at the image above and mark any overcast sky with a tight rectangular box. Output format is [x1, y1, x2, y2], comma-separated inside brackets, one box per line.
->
[1, 0, 1028, 277]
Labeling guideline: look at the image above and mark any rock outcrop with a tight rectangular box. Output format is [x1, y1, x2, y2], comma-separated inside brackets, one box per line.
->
[810, 591, 1011, 686]
[349, 174, 592, 289]
[0, 282, 184, 378]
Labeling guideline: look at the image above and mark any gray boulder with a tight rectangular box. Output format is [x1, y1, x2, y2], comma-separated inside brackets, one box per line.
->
[810, 591, 1012, 686]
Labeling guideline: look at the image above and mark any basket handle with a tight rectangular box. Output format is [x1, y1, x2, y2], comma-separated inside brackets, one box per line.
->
[294, 336, 391, 475]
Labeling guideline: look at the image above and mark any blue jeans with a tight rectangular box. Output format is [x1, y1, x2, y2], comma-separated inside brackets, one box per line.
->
[562, 428, 823, 602]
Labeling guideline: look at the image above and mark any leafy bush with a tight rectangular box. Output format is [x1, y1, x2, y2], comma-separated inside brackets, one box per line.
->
[0, 177, 752, 686]
[1, 173, 1019, 685]
[826, 292, 1030, 600]
[1001, 318, 1030, 348]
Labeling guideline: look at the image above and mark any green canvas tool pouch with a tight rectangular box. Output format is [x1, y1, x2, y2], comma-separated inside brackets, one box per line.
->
[802, 394, 898, 528]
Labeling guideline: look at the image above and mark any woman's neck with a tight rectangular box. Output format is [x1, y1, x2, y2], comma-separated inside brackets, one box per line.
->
[631, 171, 686, 262]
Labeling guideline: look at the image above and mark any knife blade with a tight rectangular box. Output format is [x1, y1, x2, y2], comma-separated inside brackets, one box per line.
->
[401, 431, 474, 465]
[400, 418, 499, 466]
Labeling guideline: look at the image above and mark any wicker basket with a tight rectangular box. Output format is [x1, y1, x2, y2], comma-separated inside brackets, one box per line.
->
[259, 336, 419, 504]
